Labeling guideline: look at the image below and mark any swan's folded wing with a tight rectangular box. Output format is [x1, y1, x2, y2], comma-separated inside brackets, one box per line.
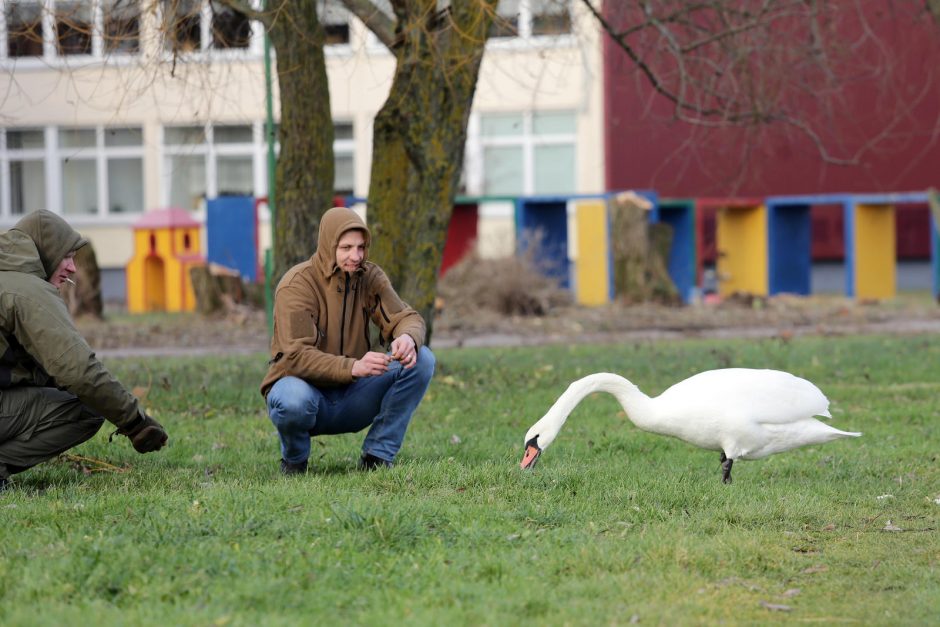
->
[658, 368, 830, 424]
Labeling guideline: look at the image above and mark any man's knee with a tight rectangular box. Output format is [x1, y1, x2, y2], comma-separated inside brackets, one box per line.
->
[414, 346, 436, 381]
[79, 413, 106, 438]
[267, 378, 319, 430]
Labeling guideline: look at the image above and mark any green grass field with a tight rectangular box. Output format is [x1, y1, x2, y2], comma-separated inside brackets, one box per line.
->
[2, 334, 939, 625]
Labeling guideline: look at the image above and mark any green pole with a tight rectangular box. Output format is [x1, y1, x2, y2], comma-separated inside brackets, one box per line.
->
[263, 5, 277, 335]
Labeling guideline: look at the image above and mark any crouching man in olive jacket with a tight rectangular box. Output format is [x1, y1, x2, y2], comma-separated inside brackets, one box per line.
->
[1, 210, 167, 492]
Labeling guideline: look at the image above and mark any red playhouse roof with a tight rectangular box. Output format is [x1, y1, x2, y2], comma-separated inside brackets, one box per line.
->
[133, 207, 201, 229]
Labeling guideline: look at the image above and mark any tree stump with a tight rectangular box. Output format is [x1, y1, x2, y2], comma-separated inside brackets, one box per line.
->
[63, 243, 104, 319]
[610, 191, 680, 305]
[189, 264, 248, 315]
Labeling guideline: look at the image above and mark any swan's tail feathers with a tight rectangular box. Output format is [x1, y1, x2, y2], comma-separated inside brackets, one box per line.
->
[827, 428, 861, 439]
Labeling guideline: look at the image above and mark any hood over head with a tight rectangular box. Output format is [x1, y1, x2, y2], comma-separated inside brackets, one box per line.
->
[7, 210, 88, 280]
[313, 206, 371, 275]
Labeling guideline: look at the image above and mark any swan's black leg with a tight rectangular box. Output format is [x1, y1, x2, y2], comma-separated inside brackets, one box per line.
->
[720, 452, 733, 484]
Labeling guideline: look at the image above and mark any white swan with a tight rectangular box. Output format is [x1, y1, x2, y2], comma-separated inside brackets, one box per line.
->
[520, 369, 861, 483]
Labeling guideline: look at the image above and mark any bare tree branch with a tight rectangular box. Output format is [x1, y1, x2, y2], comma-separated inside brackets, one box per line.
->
[340, 0, 397, 48]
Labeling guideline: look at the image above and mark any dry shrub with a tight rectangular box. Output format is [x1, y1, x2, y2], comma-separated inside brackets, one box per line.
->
[437, 251, 572, 319]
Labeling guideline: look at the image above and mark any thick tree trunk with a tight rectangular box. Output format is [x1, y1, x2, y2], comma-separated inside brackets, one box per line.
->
[367, 2, 497, 343]
[267, 0, 335, 283]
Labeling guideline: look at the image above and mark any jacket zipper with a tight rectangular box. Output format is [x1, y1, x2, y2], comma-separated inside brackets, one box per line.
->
[339, 273, 349, 356]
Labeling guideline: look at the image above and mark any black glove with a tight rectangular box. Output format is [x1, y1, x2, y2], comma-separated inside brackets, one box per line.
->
[119, 412, 168, 453]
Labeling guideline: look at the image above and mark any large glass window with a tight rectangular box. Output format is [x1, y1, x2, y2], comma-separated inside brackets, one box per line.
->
[475, 110, 576, 196]
[163, 0, 202, 53]
[490, 0, 520, 38]
[210, 1, 250, 49]
[164, 123, 255, 208]
[54, 1, 93, 56]
[5, 1, 45, 57]
[490, 0, 570, 40]
[321, 0, 351, 46]
[165, 125, 209, 210]
[2, 125, 143, 218]
[214, 124, 254, 196]
[58, 126, 144, 216]
[162, 0, 253, 53]
[103, 0, 141, 53]
[163, 120, 356, 209]
[3, 0, 142, 59]
[167, 154, 206, 210]
[333, 122, 354, 195]
[59, 128, 97, 215]
[530, 0, 571, 36]
[61, 158, 98, 215]
[4, 129, 46, 216]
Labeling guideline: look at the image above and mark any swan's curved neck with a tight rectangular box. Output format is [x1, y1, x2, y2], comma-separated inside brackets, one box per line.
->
[549, 373, 657, 431]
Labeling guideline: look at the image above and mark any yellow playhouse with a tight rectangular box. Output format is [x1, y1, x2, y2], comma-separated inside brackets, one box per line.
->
[126, 208, 204, 313]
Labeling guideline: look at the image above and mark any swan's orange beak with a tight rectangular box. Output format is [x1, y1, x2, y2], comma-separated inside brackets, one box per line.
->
[520, 442, 541, 469]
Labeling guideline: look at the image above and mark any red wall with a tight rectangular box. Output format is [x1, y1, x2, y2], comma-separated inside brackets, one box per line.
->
[440, 203, 479, 276]
[603, 4, 940, 201]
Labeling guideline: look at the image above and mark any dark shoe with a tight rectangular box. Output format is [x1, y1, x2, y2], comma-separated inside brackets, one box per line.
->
[358, 453, 394, 471]
[280, 459, 308, 475]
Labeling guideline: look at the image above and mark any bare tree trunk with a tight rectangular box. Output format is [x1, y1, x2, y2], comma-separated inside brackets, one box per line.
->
[367, 2, 497, 343]
[267, 0, 335, 282]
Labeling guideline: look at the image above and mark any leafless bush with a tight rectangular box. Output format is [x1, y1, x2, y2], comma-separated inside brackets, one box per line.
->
[437, 249, 572, 320]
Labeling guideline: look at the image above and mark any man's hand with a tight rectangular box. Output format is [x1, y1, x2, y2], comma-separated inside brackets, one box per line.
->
[390, 334, 417, 369]
[121, 413, 168, 453]
[352, 351, 393, 378]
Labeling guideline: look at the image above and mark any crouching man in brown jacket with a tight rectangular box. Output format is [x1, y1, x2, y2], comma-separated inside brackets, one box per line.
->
[1, 211, 168, 492]
[261, 207, 435, 474]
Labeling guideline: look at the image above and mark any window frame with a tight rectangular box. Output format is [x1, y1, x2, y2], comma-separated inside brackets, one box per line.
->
[0, 127, 48, 219]
[486, 0, 574, 50]
[56, 125, 146, 218]
[0, 124, 145, 222]
[468, 109, 578, 196]
[158, 0, 265, 61]
[160, 120, 357, 216]
[0, 0, 145, 66]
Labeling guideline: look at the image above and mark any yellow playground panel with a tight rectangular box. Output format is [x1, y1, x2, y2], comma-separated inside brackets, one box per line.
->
[716, 203, 768, 297]
[574, 198, 611, 305]
[853, 203, 896, 300]
[126, 208, 204, 313]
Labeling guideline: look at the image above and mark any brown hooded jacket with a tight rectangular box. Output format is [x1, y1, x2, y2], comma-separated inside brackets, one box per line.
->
[260, 207, 426, 396]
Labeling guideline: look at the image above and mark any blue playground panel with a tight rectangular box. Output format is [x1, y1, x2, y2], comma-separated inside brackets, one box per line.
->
[515, 196, 571, 288]
[766, 192, 931, 299]
[652, 198, 696, 303]
[765, 197, 817, 295]
[207, 195, 259, 282]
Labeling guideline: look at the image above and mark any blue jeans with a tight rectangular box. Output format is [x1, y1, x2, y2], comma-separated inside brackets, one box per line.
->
[266, 346, 435, 465]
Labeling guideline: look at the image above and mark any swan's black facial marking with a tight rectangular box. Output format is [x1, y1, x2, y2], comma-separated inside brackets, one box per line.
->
[520, 436, 541, 469]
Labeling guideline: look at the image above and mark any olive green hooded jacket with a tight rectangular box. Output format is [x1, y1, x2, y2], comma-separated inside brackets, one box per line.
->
[0, 210, 142, 429]
[261, 206, 426, 396]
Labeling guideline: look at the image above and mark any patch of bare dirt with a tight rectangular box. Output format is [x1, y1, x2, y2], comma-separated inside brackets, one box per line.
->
[76, 307, 269, 357]
[74, 275, 940, 357]
[432, 293, 940, 348]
